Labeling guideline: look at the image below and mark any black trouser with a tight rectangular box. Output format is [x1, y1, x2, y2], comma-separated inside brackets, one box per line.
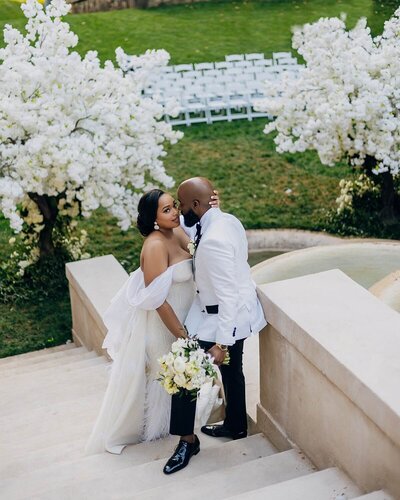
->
[169, 339, 247, 436]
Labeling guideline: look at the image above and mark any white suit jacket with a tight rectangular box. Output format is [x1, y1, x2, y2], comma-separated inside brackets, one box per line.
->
[183, 209, 267, 345]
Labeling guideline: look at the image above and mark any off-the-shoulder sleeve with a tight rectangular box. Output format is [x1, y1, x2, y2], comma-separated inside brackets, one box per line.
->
[102, 267, 174, 360]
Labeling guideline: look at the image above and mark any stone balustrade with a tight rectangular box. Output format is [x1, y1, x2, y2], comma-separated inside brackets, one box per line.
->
[257, 269, 400, 498]
[65, 255, 128, 356]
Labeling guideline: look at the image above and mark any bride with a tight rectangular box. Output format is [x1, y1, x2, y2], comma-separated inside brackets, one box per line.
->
[85, 187, 218, 454]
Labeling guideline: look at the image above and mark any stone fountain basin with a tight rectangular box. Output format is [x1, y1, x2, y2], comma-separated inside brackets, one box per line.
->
[251, 242, 400, 312]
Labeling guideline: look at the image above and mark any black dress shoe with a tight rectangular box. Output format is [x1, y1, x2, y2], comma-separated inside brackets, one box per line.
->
[201, 424, 232, 438]
[201, 424, 247, 440]
[163, 435, 200, 475]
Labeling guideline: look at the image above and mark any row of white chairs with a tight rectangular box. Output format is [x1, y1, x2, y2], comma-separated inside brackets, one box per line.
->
[141, 52, 301, 126]
[159, 85, 266, 103]
[151, 64, 299, 85]
[225, 51, 293, 62]
[161, 52, 298, 74]
[147, 70, 301, 98]
[161, 90, 270, 126]
[149, 81, 267, 100]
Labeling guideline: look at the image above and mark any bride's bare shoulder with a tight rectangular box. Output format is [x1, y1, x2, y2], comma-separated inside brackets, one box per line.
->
[140, 233, 167, 268]
[173, 225, 190, 245]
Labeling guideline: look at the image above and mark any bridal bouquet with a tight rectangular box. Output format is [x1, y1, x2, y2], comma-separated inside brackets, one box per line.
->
[158, 338, 217, 397]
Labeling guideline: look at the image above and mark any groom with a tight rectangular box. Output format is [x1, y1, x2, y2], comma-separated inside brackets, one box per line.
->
[163, 177, 267, 474]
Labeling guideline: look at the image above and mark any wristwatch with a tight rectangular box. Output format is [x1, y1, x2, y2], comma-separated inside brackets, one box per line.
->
[215, 343, 228, 352]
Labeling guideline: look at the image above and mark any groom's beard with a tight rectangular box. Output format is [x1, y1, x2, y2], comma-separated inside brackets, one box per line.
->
[182, 209, 200, 227]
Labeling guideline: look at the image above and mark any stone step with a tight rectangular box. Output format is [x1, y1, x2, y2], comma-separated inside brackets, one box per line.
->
[3, 415, 98, 463]
[2, 424, 228, 482]
[1, 438, 88, 479]
[0, 356, 108, 401]
[0, 347, 88, 373]
[0, 391, 103, 447]
[226, 467, 362, 499]
[0, 431, 231, 499]
[0, 343, 76, 367]
[353, 492, 395, 499]
[31, 434, 277, 500]
[1, 351, 101, 376]
[128, 448, 315, 500]
[0, 363, 109, 417]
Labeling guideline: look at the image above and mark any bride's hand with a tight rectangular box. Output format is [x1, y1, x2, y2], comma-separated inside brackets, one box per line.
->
[209, 189, 220, 208]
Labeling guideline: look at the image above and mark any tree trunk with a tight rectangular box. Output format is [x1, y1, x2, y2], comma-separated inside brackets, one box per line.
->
[380, 171, 400, 224]
[363, 156, 400, 225]
[28, 193, 59, 259]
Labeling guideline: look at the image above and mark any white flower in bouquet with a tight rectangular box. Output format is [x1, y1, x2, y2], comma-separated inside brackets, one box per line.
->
[173, 373, 187, 387]
[173, 356, 186, 374]
[158, 338, 217, 397]
[163, 377, 178, 395]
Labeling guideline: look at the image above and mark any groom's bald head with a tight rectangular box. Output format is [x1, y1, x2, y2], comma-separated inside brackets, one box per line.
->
[178, 177, 215, 225]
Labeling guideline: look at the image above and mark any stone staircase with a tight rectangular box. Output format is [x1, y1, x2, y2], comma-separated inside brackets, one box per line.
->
[0, 343, 393, 500]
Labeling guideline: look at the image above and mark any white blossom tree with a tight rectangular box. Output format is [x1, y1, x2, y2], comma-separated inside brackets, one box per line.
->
[259, 9, 400, 223]
[0, 0, 182, 262]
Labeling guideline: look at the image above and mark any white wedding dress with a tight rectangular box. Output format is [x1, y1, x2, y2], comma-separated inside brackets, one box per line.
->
[85, 259, 196, 455]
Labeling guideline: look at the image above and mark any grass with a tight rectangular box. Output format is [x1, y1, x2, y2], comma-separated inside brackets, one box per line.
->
[0, 0, 399, 357]
[1, 0, 398, 64]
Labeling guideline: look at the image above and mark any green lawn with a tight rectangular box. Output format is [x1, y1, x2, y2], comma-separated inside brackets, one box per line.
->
[1, 0, 397, 63]
[0, 0, 399, 357]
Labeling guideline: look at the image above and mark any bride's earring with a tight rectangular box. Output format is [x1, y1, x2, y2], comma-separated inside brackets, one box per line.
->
[154, 221, 160, 230]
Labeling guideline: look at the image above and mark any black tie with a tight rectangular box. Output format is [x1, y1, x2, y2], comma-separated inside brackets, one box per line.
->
[194, 222, 202, 247]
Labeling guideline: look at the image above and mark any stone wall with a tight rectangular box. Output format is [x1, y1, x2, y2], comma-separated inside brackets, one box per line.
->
[257, 269, 400, 498]
[67, 0, 208, 13]
[65, 254, 128, 357]
[68, 0, 134, 14]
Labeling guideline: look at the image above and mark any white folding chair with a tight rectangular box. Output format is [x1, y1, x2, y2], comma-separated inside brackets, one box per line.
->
[225, 83, 252, 121]
[198, 75, 216, 87]
[224, 67, 243, 76]
[174, 63, 194, 72]
[215, 61, 229, 70]
[245, 53, 264, 62]
[272, 52, 292, 62]
[225, 54, 245, 62]
[181, 92, 211, 125]
[180, 77, 195, 89]
[253, 65, 265, 74]
[215, 74, 231, 86]
[194, 62, 215, 72]
[276, 57, 298, 66]
[160, 66, 174, 74]
[246, 80, 264, 94]
[205, 84, 230, 122]
[254, 58, 273, 67]
[281, 66, 300, 76]
[184, 70, 202, 79]
[203, 69, 221, 77]
[241, 72, 254, 82]
[234, 60, 253, 69]
[163, 73, 180, 81]
[255, 66, 280, 81]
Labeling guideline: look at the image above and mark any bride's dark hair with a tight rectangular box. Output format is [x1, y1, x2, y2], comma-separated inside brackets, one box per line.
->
[137, 189, 165, 237]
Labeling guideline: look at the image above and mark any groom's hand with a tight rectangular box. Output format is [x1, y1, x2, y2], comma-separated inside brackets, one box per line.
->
[208, 345, 226, 366]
